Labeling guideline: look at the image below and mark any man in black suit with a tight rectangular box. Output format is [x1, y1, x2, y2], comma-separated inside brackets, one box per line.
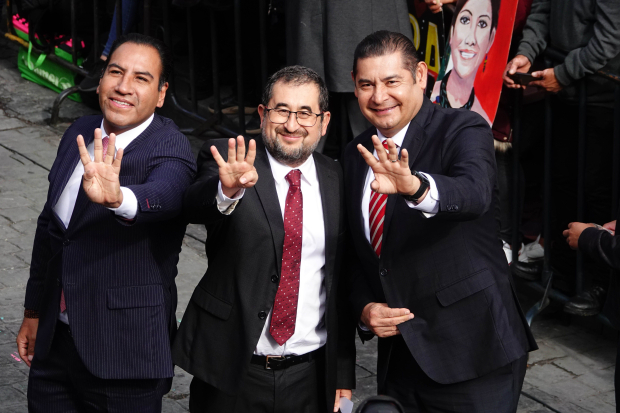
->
[173, 66, 355, 413]
[16, 34, 196, 412]
[343, 31, 537, 412]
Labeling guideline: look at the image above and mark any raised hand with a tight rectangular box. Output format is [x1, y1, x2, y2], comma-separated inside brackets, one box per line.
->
[77, 128, 124, 208]
[357, 135, 421, 196]
[211, 136, 258, 198]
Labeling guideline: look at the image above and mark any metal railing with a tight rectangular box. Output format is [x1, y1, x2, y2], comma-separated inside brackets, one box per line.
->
[513, 47, 620, 326]
[3, 0, 269, 137]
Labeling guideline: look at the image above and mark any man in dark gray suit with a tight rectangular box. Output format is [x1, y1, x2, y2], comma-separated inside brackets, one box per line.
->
[344, 31, 537, 413]
[173, 66, 356, 413]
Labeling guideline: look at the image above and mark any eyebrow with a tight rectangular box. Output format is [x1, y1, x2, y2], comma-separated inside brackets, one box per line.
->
[357, 74, 402, 84]
[273, 103, 315, 112]
[107, 63, 154, 79]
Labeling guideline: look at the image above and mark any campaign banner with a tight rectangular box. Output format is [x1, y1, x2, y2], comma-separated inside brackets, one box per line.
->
[407, 0, 446, 82]
[430, 0, 518, 125]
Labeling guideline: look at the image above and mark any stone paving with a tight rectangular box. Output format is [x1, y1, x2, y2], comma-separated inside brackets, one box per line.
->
[0, 36, 618, 412]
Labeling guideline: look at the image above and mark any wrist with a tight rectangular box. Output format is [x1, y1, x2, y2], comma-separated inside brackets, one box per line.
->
[402, 171, 430, 202]
[221, 185, 240, 199]
[24, 309, 39, 319]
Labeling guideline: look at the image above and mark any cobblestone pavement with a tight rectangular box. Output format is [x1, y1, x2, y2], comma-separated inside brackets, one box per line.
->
[0, 37, 617, 412]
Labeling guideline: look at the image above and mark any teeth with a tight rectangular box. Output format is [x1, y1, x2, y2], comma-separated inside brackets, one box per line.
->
[460, 52, 475, 59]
[112, 99, 130, 106]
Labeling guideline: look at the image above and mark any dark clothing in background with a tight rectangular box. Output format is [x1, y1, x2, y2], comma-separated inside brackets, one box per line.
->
[517, 0, 620, 107]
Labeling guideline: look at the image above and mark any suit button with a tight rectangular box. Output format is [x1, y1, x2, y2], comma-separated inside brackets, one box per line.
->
[63, 239, 70, 246]
[380, 268, 388, 277]
[271, 275, 279, 283]
[258, 311, 267, 320]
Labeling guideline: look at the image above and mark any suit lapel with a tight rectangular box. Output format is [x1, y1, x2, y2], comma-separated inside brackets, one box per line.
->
[252, 145, 285, 276]
[314, 154, 338, 295]
[383, 99, 433, 243]
[352, 133, 376, 257]
[121, 114, 163, 156]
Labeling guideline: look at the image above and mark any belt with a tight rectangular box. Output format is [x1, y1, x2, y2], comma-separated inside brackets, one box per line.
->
[251, 347, 323, 370]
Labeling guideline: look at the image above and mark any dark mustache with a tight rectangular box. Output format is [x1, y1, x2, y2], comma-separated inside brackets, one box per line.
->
[275, 125, 308, 138]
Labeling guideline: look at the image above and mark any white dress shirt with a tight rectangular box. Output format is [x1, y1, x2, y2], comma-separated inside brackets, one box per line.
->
[361, 127, 440, 243]
[216, 151, 327, 356]
[54, 114, 153, 323]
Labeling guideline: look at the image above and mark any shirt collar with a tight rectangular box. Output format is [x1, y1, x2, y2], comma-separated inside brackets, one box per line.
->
[265, 149, 318, 187]
[376, 124, 408, 148]
[100, 113, 155, 150]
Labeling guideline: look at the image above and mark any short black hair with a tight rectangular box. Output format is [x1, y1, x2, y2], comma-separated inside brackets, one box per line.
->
[104, 33, 172, 91]
[451, 0, 500, 36]
[262, 65, 329, 113]
[353, 31, 420, 79]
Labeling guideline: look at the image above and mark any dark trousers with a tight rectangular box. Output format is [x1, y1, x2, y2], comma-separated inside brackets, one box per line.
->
[28, 321, 172, 413]
[382, 336, 527, 413]
[189, 352, 327, 413]
[615, 334, 620, 413]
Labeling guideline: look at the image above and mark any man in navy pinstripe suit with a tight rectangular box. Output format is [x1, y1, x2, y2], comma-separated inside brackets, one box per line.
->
[16, 33, 196, 412]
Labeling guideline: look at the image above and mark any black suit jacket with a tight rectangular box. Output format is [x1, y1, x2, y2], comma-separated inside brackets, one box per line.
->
[579, 208, 620, 328]
[26, 114, 197, 379]
[172, 139, 356, 399]
[344, 98, 537, 387]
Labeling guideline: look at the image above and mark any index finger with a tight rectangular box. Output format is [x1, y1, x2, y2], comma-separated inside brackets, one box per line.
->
[210, 145, 227, 168]
[245, 139, 257, 166]
[357, 143, 379, 167]
[77, 135, 91, 166]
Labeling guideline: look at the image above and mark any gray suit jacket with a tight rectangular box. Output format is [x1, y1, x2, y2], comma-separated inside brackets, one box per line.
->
[286, 0, 413, 93]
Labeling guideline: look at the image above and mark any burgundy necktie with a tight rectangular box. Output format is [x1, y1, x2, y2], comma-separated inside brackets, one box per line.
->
[369, 140, 390, 257]
[60, 136, 110, 314]
[270, 169, 303, 346]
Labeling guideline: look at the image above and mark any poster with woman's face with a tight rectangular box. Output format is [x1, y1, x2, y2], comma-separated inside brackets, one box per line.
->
[430, 0, 518, 125]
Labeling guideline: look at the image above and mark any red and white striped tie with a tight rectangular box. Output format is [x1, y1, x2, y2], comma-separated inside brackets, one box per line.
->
[369, 140, 391, 257]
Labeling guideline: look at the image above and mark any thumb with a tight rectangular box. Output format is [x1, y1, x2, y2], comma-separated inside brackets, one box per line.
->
[508, 60, 518, 75]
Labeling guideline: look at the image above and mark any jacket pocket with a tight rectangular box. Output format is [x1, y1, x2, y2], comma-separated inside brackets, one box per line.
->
[107, 285, 164, 309]
[436, 269, 495, 307]
[191, 285, 233, 320]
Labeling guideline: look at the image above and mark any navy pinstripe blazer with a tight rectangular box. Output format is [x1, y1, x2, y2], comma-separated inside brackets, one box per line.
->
[25, 114, 196, 379]
[345, 98, 537, 388]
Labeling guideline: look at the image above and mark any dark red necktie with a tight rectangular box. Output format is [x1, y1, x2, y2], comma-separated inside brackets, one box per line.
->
[59, 136, 110, 314]
[369, 140, 390, 257]
[270, 169, 303, 346]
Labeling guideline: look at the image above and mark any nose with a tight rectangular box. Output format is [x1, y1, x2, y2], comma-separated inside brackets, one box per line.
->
[283, 111, 301, 132]
[371, 83, 387, 105]
[114, 74, 132, 95]
[464, 26, 476, 46]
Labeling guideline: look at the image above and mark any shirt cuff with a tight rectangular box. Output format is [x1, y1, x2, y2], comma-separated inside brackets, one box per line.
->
[358, 321, 370, 332]
[216, 181, 244, 215]
[107, 187, 138, 219]
[404, 173, 439, 218]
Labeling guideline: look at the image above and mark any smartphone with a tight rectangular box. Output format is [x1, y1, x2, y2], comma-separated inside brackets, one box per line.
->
[508, 72, 537, 86]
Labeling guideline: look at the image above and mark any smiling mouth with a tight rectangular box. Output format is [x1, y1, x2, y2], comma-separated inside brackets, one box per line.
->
[459, 51, 477, 60]
[110, 98, 133, 107]
[371, 106, 397, 115]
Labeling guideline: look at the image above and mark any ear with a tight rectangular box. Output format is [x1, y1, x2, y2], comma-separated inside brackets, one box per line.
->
[351, 71, 358, 98]
[416, 61, 429, 90]
[258, 104, 266, 128]
[320, 111, 331, 136]
[156, 82, 169, 108]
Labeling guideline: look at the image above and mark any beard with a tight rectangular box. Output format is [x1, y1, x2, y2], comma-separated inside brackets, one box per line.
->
[262, 124, 321, 166]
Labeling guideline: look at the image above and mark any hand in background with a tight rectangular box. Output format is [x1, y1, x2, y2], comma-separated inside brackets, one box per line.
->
[603, 220, 616, 235]
[503, 55, 532, 89]
[212, 136, 258, 198]
[530, 68, 563, 93]
[77, 129, 124, 208]
[563, 222, 596, 250]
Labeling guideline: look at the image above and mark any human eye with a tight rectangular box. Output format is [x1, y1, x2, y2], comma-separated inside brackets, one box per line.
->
[459, 15, 470, 25]
[478, 19, 488, 29]
[297, 111, 312, 119]
[137, 76, 148, 82]
[275, 109, 290, 117]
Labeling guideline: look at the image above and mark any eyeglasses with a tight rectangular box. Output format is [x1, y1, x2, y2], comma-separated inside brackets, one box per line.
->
[264, 108, 323, 127]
